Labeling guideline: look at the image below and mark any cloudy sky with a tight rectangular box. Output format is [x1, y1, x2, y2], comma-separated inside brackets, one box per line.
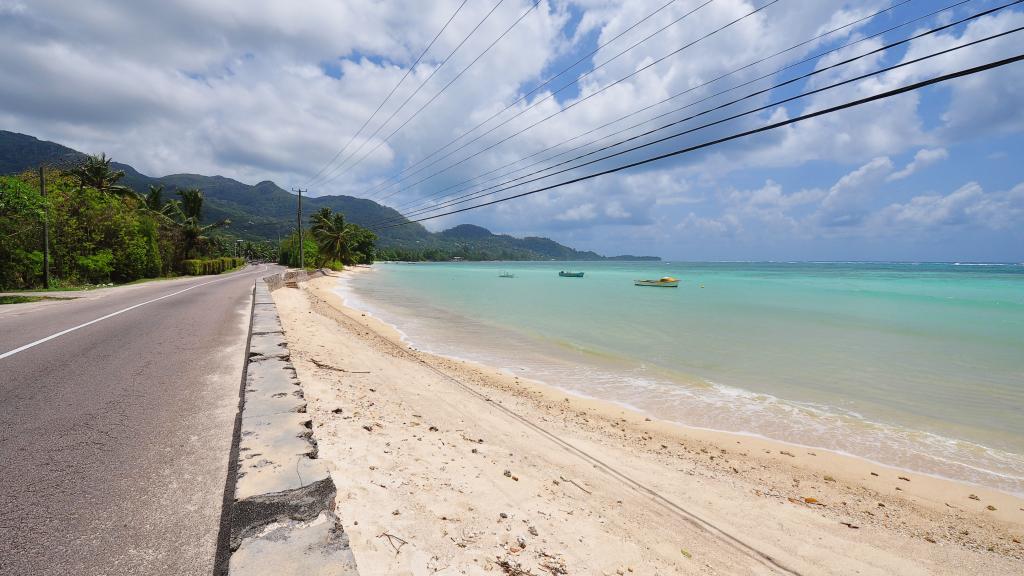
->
[2, 0, 1022, 260]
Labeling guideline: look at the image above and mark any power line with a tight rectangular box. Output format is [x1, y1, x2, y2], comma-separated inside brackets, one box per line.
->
[310, 0, 510, 188]
[304, 0, 470, 188]
[382, 0, 937, 219]
[373, 0, 1002, 227]
[392, 7, 1017, 223]
[376, 47, 1024, 226]
[367, 0, 694, 190]
[366, 0, 778, 202]
[383, 52, 1024, 228]
[388, 25, 1023, 224]
[319, 0, 545, 189]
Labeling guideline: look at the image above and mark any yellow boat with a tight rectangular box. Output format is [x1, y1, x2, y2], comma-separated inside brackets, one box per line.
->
[634, 276, 679, 287]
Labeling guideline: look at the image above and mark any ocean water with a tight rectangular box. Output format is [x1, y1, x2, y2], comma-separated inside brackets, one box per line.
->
[336, 261, 1024, 494]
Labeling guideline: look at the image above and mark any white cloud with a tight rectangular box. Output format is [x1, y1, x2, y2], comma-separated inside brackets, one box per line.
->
[723, 179, 823, 210]
[685, 163, 1024, 245]
[887, 147, 948, 181]
[556, 202, 597, 221]
[880, 8, 1024, 138]
[872, 181, 1024, 232]
[0, 0, 567, 187]
[815, 156, 893, 228]
[1, 0, 1022, 260]
[676, 211, 740, 236]
[604, 200, 630, 218]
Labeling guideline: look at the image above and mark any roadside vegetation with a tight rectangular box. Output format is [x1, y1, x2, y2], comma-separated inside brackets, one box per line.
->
[278, 207, 377, 270]
[0, 154, 253, 290]
[0, 295, 74, 305]
[0, 295, 44, 305]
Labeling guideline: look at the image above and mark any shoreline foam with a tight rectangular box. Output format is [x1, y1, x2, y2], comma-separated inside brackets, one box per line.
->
[336, 265, 1024, 496]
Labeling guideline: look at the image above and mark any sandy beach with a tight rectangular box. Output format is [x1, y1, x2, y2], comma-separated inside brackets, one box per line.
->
[271, 271, 1024, 575]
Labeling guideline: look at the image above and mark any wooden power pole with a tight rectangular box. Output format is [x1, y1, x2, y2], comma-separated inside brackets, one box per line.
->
[293, 188, 306, 269]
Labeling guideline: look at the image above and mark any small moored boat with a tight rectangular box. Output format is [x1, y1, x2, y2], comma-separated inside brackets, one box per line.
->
[498, 271, 515, 278]
[635, 276, 679, 287]
[559, 271, 584, 278]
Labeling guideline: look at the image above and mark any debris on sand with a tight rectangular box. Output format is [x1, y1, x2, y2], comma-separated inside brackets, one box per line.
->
[497, 558, 535, 575]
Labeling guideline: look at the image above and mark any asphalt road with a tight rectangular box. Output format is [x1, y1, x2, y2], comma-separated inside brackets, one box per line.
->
[0, 264, 281, 576]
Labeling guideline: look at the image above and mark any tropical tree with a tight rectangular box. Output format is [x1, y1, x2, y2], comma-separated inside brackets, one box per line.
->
[145, 185, 163, 210]
[278, 229, 318, 268]
[311, 207, 350, 267]
[170, 188, 229, 259]
[347, 225, 377, 264]
[68, 153, 134, 197]
[140, 185, 179, 221]
[0, 176, 46, 288]
[309, 207, 377, 266]
[178, 187, 203, 220]
[0, 156, 246, 289]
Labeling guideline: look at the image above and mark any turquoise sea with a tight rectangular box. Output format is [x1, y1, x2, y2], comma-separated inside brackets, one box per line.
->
[336, 261, 1024, 494]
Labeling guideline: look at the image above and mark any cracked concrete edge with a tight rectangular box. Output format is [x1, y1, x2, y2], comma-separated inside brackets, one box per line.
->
[264, 269, 326, 292]
[230, 475, 337, 550]
[229, 511, 358, 576]
[227, 273, 357, 575]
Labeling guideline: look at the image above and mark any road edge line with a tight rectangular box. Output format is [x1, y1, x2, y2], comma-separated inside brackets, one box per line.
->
[0, 265, 268, 361]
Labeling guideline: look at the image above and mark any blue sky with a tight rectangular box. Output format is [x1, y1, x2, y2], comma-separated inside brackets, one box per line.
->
[1, 0, 1021, 260]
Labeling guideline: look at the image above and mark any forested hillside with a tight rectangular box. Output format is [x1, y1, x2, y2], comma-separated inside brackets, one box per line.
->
[1, 131, 659, 261]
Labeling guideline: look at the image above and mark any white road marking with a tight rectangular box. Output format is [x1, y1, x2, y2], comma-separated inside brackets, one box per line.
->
[0, 265, 269, 361]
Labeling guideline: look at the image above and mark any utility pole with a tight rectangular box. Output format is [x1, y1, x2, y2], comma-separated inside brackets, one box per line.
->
[39, 166, 50, 289]
[292, 188, 306, 269]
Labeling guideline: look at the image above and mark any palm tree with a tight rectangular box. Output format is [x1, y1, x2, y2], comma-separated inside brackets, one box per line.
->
[311, 207, 351, 267]
[310, 207, 332, 236]
[178, 188, 204, 220]
[140, 185, 179, 221]
[170, 188, 229, 259]
[69, 153, 135, 197]
[144, 185, 164, 210]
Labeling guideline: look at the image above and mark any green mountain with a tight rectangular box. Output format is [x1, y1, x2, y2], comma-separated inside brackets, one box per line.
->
[0, 130, 659, 261]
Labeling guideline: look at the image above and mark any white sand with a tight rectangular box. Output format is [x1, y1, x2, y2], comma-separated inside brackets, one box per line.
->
[271, 272, 1024, 575]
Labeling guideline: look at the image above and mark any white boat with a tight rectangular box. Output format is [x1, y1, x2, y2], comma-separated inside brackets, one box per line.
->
[634, 276, 679, 287]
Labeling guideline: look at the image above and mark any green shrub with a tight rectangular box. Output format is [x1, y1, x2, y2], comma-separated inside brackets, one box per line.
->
[182, 259, 202, 276]
[76, 250, 114, 284]
[181, 256, 245, 276]
[113, 235, 149, 283]
[141, 220, 162, 278]
[1, 249, 43, 288]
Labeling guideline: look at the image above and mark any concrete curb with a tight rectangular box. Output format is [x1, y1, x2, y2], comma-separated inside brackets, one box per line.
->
[225, 272, 357, 575]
